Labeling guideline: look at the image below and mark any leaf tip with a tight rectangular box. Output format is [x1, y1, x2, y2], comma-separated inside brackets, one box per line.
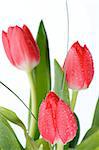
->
[39, 20, 45, 31]
[40, 20, 44, 26]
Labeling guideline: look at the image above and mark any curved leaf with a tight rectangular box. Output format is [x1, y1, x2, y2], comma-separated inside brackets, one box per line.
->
[82, 98, 99, 140]
[0, 115, 23, 150]
[0, 106, 26, 135]
[54, 59, 70, 105]
[34, 20, 51, 107]
[0, 106, 39, 150]
[83, 126, 98, 141]
[92, 98, 99, 127]
[76, 130, 99, 150]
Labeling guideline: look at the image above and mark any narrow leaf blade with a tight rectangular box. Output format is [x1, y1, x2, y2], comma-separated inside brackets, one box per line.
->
[0, 106, 26, 135]
[82, 98, 99, 141]
[92, 98, 99, 127]
[77, 130, 99, 150]
[30, 20, 51, 140]
[34, 20, 51, 107]
[0, 106, 39, 150]
[0, 115, 23, 150]
[54, 59, 70, 105]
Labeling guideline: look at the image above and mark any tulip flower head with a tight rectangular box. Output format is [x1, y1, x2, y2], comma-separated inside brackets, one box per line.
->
[2, 25, 40, 71]
[63, 41, 94, 90]
[38, 92, 77, 145]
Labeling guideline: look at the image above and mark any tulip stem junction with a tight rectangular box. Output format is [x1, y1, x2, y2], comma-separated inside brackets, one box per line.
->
[57, 143, 64, 150]
[71, 90, 78, 111]
[27, 71, 37, 138]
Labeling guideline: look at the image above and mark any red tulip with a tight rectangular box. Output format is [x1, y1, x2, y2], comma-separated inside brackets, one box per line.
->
[2, 25, 40, 71]
[63, 41, 94, 90]
[38, 92, 77, 144]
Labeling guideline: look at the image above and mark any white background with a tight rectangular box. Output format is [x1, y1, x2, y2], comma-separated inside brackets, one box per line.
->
[0, 0, 99, 147]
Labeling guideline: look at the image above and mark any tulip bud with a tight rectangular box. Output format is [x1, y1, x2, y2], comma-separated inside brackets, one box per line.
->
[2, 25, 40, 71]
[38, 92, 77, 145]
[63, 41, 94, 90]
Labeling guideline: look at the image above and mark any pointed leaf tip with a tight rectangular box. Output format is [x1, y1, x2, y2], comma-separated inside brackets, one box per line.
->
[40, 20, 44, 26]
[39, 20, 45, 33]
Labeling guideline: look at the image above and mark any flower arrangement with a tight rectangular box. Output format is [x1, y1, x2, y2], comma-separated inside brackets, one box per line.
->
[0, 3, 98, 150]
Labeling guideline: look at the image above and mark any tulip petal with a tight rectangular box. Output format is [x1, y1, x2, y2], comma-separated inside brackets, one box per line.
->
[38, 100, 56, 144]
[7, 26, 14, 39]
[2, 25, 40, 71]
[38, 92, 59, 144]
[2, 31, 15, 65]
[57, 100, 77, 144]
[23, 25, 40, 68]
[64, 42, 85, 90]
[23, 25, 35, 44]
[38, 92, 78, 144]
[83, 45, 94, 88]
[9, 26, 30, 69]
[63, 41, 94, 90]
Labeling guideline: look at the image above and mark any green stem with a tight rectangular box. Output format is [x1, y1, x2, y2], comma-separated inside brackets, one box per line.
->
[57, 143, 64, 150]
[71, 90, 78, 111]
[27, 71, 37, 138]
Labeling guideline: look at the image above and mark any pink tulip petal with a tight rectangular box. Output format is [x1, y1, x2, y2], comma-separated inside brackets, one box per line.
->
[2, 25, 40, 70]
[57, 100, 77, 144]
[7, 26, 14, 39]
[63, 41, 94, 90]
[83, 45, 94, 87]
[23, 25, 40, 67]
[9, 26, 30, 69]
[38, 100, 56, 144]
[64, 42, 85, 90]
[38, 92, 59, 144]
[23, 25, 35, 44]
[2, 31, 15, 65]
[38, 92, 78, 144]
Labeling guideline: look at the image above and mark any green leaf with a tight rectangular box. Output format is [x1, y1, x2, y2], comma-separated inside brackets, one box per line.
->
[0, 106, 26, 136]
[29, 20, 51, 140]
[69, 114, 80, 148]
[34, 20, 51, 107]
[82, 98, 99, 140]
[92, 98, 99, 127]
[95, 147, 99, 150]
[54, 59, 70, 105]
[0, 114, 23, 150]
[64, 143, 69, 150]
[25, 135, 38, 150]
[0, 106, 38, 150]
[35, 138, 50, 150]
[83, 127, 98, 141]
[76, 130, 99, 150]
